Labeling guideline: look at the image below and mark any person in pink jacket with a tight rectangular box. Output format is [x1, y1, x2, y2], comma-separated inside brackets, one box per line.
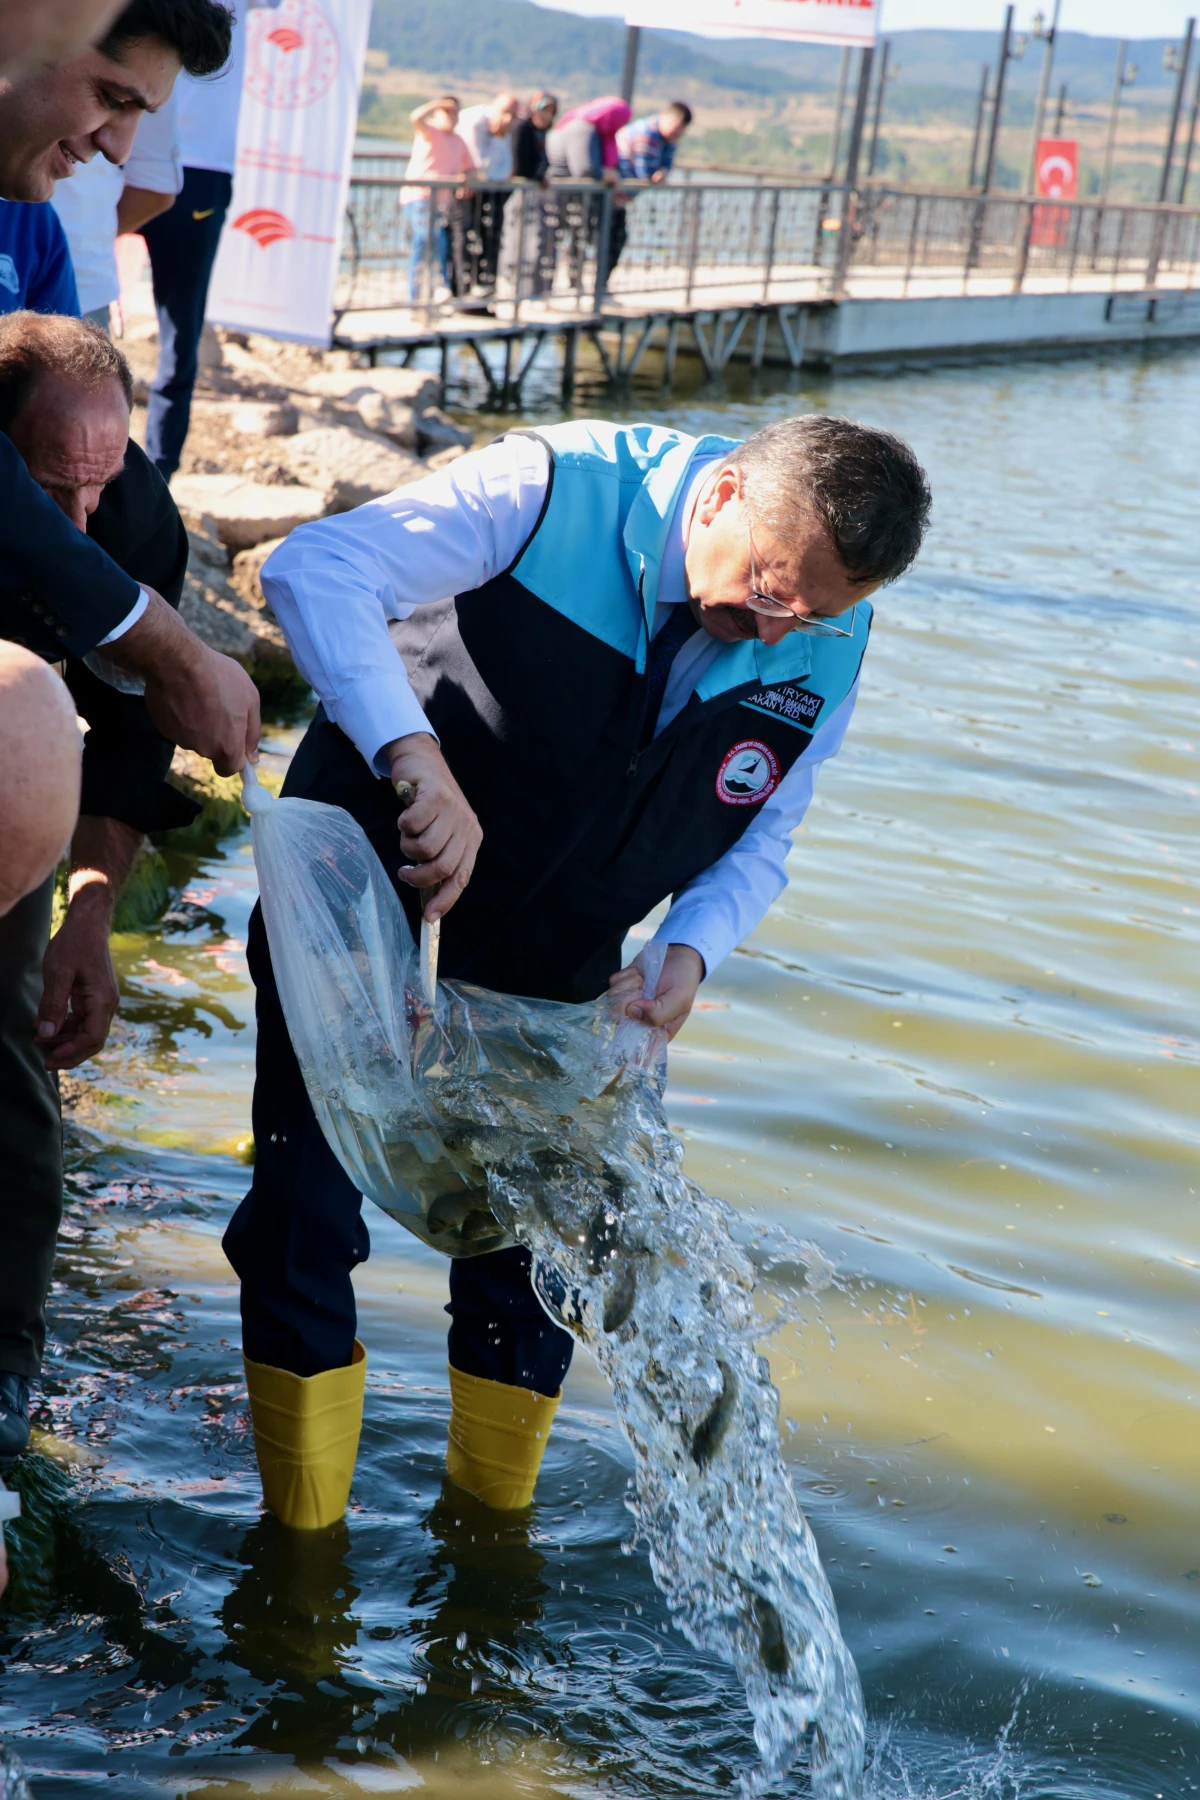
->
[556, 95, 633, 276]
[557, 95, 631, 172]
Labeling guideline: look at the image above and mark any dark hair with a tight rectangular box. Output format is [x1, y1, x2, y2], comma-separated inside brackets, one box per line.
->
[734, 413, 931, 588]
[0, 312, 133, 434]
[664, 100, 692, 128]
[101, 0, 233, 78]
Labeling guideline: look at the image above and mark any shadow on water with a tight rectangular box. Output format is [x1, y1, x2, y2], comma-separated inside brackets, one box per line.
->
[4, 353, 1200, 1795]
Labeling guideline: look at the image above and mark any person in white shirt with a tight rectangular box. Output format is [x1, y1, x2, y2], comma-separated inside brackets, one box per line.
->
[139, 0, 243, 475]
[456, 91, 518, 292]
[222, 412, 932, 1535]
[50, 93, 181, 326]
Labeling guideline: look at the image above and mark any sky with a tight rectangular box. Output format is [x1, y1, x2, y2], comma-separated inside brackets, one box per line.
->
[536, 0, 1195, 38]
[881, 1, 1192, 33]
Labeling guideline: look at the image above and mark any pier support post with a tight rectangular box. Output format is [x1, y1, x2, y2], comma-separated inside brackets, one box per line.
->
[663, 316, 680, 388]
[776, 305, 808, 370]
[751, 310, 768, 370]
[561, 326, 577, 401]
[438, 338, 449, 403]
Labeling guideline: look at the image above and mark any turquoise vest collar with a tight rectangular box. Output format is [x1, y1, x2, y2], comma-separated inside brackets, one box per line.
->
[512, 420, 870, 705]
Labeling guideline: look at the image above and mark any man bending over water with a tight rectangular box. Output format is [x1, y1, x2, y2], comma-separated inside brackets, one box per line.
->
[225, 414, 932, 1530]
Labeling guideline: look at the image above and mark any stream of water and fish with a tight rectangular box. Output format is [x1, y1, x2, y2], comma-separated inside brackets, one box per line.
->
[2, 344, 1198, 1799]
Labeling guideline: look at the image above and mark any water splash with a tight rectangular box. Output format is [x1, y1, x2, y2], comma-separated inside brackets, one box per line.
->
[248, 786, 865, 1789]
[400, 981, 866, 1794]
[864, 1687, 1036, 1800]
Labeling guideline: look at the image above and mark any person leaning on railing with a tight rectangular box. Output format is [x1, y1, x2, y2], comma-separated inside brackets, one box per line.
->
[495, 92, 559, 299]
[398, 96, 476, 305]
[545, 101, 630, 295]
[512, 91, 557, 184]
[456, 91, 517, 295]
[608, 100, 693, 275]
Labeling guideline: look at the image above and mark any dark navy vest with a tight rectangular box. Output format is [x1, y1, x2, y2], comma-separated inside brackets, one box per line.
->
[284, 421, 871, 1003]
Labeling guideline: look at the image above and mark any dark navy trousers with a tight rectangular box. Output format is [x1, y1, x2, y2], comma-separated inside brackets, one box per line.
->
[140, 167, 233, 479]
[223, 903, 575, 1395]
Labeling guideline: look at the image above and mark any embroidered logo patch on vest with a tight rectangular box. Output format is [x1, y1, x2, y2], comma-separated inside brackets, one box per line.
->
[742, 681, 824, 731]
[716, 740, 781, 806]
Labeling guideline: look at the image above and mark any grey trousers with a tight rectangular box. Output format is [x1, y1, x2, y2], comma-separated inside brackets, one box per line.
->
[0, 878, 61, 1380]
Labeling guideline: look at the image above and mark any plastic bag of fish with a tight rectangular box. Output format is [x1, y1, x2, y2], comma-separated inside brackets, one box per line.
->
[242, 766, 667, 1257]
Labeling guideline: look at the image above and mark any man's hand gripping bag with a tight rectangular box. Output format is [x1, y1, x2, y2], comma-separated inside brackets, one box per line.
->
[241, 766, 667, 1260]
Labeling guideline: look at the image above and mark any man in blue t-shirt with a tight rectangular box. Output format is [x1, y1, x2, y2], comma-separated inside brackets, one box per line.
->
[0, 201, 80, 315]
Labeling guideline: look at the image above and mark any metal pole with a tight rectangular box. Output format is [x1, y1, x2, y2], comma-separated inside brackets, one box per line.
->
[1178, 60, 1200, 202]
[968, 64, 991, 188]
[1158, 18, 1195, 204]
[842, 43, 876, 192]
[981, 6, 1015, 196]
[1053, 82, 1068, 135]
[1024, 0, 1062, 193]
[1100, 40, 1128, 203]
[620, 25, 641, 109]
[834, 43, 875, 294]
[827, 46, 851, 181]
[867, 39, 891, 177]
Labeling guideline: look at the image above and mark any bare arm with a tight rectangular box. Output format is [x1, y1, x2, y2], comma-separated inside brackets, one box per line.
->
[410, 98, 452, 135]
[103, 589, 261, 775]
[0, 646, 81, 917]
[38, 814, 143, 1070]
[116, 184, 174, 234]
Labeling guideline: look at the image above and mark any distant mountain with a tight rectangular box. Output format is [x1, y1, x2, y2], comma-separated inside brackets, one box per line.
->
[366, 0, 806, 97]
[366, 3, 1179, 108]
[362, 3, 1183, 195]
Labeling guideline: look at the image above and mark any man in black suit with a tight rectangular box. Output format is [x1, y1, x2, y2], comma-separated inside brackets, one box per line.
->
[0, 311, 221, 1464]
[0, 0, 267, 1467]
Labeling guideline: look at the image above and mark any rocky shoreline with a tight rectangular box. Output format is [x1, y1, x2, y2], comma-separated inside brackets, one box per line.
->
[123, 324, 474, 703]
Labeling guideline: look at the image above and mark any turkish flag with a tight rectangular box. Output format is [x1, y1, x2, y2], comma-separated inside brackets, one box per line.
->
[1032, 137, 1079, 248]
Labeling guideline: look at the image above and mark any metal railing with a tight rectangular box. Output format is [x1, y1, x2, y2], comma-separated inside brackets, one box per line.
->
[335, 176, 1200, 321]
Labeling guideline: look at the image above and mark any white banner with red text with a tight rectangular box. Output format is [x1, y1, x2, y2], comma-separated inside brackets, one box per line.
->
[528, 0, 878, 46]
[206, 0, 370, 345]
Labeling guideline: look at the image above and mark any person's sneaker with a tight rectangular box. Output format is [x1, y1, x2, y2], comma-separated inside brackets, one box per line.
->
[0, 1375, 30, 1468]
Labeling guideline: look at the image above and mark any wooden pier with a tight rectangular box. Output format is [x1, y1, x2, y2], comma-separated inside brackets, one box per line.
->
[330, 180, 1200, 403]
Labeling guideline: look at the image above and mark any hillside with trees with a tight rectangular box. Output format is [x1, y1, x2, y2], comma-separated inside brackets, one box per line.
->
[361, 2, 1187, 200]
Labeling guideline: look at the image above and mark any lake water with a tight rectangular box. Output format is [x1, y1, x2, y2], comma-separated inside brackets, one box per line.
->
[4, 345, 1200, 1799]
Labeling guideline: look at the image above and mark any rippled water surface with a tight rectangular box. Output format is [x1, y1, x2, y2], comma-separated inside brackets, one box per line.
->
[5, 347, 1200, 1799]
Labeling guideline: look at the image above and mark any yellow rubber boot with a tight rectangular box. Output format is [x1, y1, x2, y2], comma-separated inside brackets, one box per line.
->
[244, 1340, 367, 1530]
[445, 1365, 560, 1510]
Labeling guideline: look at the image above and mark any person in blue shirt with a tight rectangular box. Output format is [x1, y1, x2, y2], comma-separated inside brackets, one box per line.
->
[616, 102, 692, 184]
[608, 102, 693, 275]
[0, 200, 80, 316]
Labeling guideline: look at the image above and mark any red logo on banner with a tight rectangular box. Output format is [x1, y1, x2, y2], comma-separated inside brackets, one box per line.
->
[1032, 137, 1078, 248]
[246, 0, 340, 109]
[233, 208, 297, 249]
[266, 25, 305, 54]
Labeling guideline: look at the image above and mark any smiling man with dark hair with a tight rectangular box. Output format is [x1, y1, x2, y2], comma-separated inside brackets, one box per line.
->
[0, 0, 231, 201]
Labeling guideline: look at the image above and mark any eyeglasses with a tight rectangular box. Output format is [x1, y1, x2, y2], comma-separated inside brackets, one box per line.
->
[746, 519, 857, 638]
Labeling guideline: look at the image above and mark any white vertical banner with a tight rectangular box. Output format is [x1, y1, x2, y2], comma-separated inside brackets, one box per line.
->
[206, 0, 371, 345]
